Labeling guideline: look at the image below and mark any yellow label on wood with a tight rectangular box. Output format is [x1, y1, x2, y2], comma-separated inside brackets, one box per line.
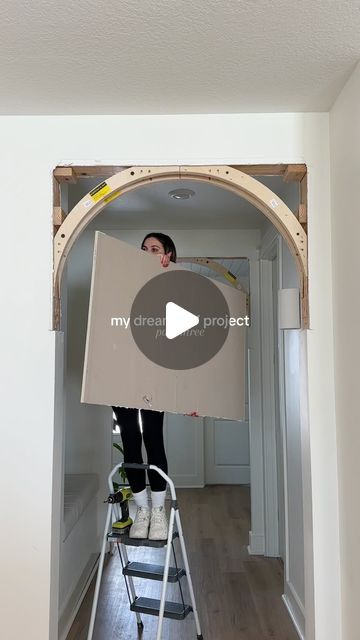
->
[225, 271, 237, 283]
[90, 181, 111, 202]
[104, 190, 122, 204]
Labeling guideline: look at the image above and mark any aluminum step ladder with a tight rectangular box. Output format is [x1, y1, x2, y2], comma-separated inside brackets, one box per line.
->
[87, 462, 203, 640]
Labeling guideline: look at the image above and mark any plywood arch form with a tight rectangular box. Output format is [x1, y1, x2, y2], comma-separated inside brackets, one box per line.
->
[53, 165, 308, 327]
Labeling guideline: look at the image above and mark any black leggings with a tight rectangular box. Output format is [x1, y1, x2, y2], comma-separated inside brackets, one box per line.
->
[112, 407, 168, 492]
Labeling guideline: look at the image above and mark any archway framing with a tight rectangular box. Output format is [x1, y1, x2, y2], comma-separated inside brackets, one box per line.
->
[53, 164, 308, 329]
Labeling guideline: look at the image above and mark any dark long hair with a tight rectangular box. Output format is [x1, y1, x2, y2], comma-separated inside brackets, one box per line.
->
[141, 232, 177, 263]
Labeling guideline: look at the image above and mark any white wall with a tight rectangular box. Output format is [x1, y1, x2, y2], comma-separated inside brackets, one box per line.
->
[0, 113, 339, 640]
[330, 61, 360, 640]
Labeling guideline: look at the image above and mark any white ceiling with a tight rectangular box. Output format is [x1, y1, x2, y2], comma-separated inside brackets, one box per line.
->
[69, 176, 299, 230]
[1, 0, 360, 114]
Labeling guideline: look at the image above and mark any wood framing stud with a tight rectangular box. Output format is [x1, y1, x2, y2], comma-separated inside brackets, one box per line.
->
[301, 276, 309, 329]
[70, 165, 129, 178]
[231, 164, 306, 181]
[59, 164, 307, 180]
[283, 164, 307, 183]
[54, 164, 307, 181]
[231, 164, 288, 177]
[299, 172, 308, 232]
[53, 167, 77, 183]
[53, 174, 60, 207]
[298, 204, 307, 224]
[53, 207, 66, 227]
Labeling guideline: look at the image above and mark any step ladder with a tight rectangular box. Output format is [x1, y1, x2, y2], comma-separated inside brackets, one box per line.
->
[87, 462, 203, 640]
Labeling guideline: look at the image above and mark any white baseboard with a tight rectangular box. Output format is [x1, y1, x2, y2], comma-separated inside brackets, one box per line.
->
[172, 484, 205, 489]
[282, 580, 305, 640]
[58, 553, 99, 640]
[247, 530, 265, 555]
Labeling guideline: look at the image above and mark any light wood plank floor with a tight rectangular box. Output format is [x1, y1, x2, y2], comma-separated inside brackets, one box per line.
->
[67, 486, 298, 640]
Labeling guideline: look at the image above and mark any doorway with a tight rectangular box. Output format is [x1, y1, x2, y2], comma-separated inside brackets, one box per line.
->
[55, 166, 309, 640]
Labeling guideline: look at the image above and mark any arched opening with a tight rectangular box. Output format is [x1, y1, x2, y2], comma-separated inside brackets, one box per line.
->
[54, 165, 310, 640]
[53, 165, 308, 330]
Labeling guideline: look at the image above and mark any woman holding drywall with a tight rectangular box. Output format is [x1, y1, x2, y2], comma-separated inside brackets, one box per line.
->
[112, 232, 176, 541]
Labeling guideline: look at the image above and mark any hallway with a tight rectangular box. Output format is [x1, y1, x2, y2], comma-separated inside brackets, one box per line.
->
[67, 486, 298, 640]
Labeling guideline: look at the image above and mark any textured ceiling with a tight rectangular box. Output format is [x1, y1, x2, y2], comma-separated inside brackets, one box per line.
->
[1, 0, 360, 114]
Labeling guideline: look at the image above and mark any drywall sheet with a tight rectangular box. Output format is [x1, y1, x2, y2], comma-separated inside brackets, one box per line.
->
[81, 232, 247, 420]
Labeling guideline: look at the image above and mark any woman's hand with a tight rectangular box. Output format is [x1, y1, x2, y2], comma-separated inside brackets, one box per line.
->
[160, 252, 172, 268]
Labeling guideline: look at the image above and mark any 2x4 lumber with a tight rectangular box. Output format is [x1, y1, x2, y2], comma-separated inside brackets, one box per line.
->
[54, 164, 307, 181]
[71, 165, 129, 178]
[231, 164, 287, 177]
[297, 204, 307, 224]
[283, 164, 307, 183]
[299, 172, 308, 231]
[53, 167, 77, 183]
[53, 175, 61, 207]
[301, 276, 309, 329]
[53, 207, 66, 227]
[231, 163, 306, 181]
[300, 173, 307, 207]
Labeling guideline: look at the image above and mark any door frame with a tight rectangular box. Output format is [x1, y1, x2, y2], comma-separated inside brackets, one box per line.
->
[52, 163, 313, 638]
[260, 233, 287, 559]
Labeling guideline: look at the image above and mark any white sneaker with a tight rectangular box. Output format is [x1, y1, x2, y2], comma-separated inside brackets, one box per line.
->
[148, 506, 168, 540]
[129, 506, 150, 539]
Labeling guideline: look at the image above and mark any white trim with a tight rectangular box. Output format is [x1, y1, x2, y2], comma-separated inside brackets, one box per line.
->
[247, 259, 265, 556]
[299, 329, 315, 639]
[275, 240, 291, 579]
[170, 484, 205, 488]
[260, 232, 290, 564]
[248, 531, 265, 555]
[279, 326, 291, 580]
[260, 232, 291, 568]
[273, 240, 290, 568]
[259, 258, 279, 556]
[282, 580, 306, 640]
[262, 232, 308, 638]
[58, 553, 99, 640]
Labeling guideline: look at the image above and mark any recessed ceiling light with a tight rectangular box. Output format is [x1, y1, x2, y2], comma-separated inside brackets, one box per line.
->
[168, 188, 195, 200]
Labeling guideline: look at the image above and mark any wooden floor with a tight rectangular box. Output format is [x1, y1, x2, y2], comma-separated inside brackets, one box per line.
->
[67, 486, 298, 640]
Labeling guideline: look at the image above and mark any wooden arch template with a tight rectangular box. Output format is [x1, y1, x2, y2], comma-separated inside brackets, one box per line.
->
[177, 257, 247, 293]
[53, 165, 308, 328]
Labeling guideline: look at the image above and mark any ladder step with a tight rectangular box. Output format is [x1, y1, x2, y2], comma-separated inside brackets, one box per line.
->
[130, 596, 192, 620]
[123, 561, 185, 582]
[108, 530, 179, 548]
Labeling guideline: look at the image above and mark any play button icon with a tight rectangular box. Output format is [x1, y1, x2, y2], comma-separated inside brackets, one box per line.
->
[130, 269, 230, 370]
[166, 302, 199, 339]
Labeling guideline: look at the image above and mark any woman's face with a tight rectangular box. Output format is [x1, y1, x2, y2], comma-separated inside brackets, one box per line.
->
[141, 236, 165, 256]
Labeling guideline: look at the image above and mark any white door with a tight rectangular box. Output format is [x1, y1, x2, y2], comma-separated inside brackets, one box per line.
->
[205, 416, 250, 484]
[164, 413, 205, 487]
